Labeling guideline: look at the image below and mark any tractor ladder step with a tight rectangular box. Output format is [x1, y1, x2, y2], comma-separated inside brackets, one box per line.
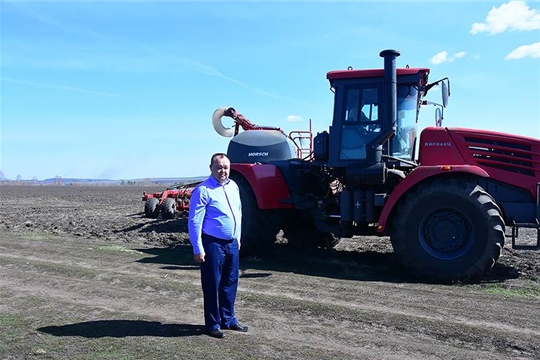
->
[510, 219, 540, 250]
[511, 182, 540, 249]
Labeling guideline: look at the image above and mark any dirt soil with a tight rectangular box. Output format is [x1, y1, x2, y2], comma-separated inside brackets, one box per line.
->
[1, 184, 539, 359]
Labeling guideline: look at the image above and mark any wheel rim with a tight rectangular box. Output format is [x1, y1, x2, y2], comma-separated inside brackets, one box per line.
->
[418, 209, 474, 260]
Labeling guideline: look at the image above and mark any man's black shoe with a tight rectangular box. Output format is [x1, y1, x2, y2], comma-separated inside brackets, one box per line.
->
[228, 323, 248, 332]
[206, 329, 225, 338]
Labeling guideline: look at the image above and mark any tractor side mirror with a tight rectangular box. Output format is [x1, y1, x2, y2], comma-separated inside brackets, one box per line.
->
[441, 79, 450, 108]
[425, 77, 450, 107]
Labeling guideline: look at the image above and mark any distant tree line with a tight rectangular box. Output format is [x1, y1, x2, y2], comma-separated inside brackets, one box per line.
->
[0, 170, 191, 186]
[0, 170, 32, 184]
[121, 180, 138, 185]
[0, 171, 62, 185]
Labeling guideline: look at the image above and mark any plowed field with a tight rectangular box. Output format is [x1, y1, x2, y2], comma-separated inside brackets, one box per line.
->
[1, 184, 539, 359]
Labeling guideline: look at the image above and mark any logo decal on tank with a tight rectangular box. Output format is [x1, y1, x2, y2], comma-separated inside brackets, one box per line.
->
[248, 152, 269, 157]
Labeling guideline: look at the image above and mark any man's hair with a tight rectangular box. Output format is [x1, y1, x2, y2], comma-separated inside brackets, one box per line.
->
[210, 153, 229, 166]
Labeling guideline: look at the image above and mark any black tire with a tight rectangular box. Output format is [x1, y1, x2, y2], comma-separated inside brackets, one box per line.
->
[230, 173, 282, 257]
[144, 198, 160, 218]
[390, 179, 505, 283]
[282, 212, 341, 250]
[161, 197, 177, 220]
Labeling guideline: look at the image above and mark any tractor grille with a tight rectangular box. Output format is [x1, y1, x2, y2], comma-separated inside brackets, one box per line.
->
[464, 136, 536, 177]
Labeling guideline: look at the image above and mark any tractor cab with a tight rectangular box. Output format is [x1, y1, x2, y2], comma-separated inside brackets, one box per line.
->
[315, 60, 430, 172]
[313, 50, 450, 187]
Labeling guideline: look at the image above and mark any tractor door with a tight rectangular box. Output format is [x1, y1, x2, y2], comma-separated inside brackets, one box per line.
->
[341, 86, 381, 160]
[329, 83, 384, 166]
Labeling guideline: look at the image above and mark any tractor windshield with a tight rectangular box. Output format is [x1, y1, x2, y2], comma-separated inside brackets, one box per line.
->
[392, 85, 419, 160]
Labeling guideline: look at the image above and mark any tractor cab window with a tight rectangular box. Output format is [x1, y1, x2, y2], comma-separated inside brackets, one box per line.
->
[345, 88, 379, 123]
[392, 85, 419, 160]
[341, 87, 381, 160]
[345, 89, 360, 122]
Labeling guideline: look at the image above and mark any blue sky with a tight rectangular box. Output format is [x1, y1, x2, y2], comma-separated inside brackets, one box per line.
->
[1, 0, 539, 180]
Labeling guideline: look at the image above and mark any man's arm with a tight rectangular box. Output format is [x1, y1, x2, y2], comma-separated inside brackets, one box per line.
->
[188, 186, 207, 262]
[235, 182, 242, 249]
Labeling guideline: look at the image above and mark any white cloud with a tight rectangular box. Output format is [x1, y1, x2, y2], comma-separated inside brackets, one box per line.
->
[430, 51, 449, 64]
[505, 42, 540, 59]
[287, 115, 302, 122]
[471, 0, 540, 35]
[429, 51, 467, 65]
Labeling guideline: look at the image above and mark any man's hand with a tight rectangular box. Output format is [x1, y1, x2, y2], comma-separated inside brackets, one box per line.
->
[194, 253, 205, 263]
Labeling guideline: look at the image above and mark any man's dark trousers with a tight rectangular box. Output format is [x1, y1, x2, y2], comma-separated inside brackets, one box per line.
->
[201, 234, 240, 331]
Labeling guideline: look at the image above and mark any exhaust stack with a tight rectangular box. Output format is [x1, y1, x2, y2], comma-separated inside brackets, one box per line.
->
[380, 49, 400, 136]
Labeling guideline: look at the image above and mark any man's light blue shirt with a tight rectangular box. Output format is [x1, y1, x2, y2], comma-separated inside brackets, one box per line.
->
[188, 175, 242, 255]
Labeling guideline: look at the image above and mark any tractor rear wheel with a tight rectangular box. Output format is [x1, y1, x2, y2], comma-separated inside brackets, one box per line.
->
[161, 198, 177, 220]
[144, 198, 160, 218]
[391, 179, 505, 283]
[230, 173, 282, 257]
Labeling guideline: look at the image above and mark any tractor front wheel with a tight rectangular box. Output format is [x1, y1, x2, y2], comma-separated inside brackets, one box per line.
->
[230, 173, 282, 257]
[391, 179, 505, 283]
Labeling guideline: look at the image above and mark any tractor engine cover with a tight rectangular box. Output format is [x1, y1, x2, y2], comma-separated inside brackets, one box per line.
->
[227, 130, 296, 164]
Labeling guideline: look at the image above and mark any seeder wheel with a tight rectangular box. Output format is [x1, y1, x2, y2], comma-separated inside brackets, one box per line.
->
[161, 197, 177, 220]
[144, 198, 160, 218]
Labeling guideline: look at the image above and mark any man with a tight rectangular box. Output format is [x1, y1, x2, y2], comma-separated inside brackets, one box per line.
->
[188, 152, 248, 339]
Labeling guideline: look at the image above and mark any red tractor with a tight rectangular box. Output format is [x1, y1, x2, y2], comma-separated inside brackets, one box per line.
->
[210, 49, 539, 283]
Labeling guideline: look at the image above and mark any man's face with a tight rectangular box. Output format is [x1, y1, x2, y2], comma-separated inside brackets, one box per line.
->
[210, 156, 230, 184]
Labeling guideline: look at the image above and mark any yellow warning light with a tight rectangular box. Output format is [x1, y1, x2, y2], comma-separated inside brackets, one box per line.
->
[441, 165, 452, 171]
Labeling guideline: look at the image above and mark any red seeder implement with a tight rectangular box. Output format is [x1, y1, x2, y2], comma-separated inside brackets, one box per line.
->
[142, 181, 202, 219]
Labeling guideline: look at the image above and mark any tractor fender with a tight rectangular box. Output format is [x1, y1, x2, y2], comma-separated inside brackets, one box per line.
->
[377, 165, 490, 233]
[231, 163, 293, 210]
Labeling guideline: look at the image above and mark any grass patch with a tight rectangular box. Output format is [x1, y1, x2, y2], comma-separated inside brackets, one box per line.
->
[96, 245, 144, 255]
[470, 281, 540, 299]
[0, 314, 21, 330]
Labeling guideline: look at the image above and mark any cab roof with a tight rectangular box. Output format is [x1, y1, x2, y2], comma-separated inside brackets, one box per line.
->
[326, 67, 430, 80]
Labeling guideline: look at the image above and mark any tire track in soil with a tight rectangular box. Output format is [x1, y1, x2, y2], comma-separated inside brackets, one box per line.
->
[0, 231, 539, 359]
